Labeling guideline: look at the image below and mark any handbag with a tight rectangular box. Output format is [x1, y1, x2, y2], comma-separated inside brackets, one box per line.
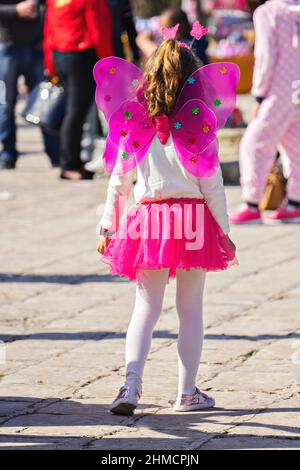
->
[21, 80, 66, 134]
[259, 166, 287, 211]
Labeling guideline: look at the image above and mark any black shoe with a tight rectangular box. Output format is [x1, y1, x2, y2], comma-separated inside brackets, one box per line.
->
[0, 153, 17, 169]
[81, 169, 95, 180]
[60, 169, 95, 180]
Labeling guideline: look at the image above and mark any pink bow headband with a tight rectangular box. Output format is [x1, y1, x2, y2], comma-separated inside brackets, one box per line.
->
[161, 20, 209, 49]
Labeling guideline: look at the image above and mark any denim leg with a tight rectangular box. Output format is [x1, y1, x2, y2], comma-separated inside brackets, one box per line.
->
[0, 43, 20, 158]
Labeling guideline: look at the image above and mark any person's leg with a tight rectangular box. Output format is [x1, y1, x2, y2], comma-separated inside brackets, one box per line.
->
[230, 97, 295, 224]
[239, 96, 292, 205]
[81, 101, 101, 163]
[42, 131, 60, 167]
[174, 268, 214, 412]
[176, 268, 206, 396]
[0, 43, 20, 167]
[279, 109, 300, 204]
[53, 50, 96, 172]
[265, 109, 300, 224]
[124, 268, 170, 392]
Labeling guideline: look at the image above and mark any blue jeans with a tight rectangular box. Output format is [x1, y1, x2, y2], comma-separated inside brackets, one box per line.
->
[0, 43, 59, 165]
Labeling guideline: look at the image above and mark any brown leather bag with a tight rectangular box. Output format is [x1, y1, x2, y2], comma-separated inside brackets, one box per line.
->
[259, 166, 287, 211]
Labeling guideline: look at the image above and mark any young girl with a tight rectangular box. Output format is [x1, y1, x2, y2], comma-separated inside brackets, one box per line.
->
[96, 33, 239, 414]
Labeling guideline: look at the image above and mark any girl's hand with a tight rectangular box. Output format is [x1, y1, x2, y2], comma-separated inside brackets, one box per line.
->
[97, 236, 111, 255]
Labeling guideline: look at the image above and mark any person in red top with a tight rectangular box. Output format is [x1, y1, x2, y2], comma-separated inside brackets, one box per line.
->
[44, 0, 113, 180]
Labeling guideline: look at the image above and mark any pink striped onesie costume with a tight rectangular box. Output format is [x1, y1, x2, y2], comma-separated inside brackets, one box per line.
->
[239, 0, 300, 205]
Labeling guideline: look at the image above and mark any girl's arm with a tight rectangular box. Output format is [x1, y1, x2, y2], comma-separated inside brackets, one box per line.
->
[251, 5, 277, 99]
[99, 169, 136, 234]
[198, 167, 230, 234]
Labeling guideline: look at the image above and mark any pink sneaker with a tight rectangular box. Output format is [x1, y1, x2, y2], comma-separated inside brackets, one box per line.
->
[265, 204, 300, 224]
[174, 387, 215, 412]
[109, 385, 142, 415]
[229, 204, 262, 225]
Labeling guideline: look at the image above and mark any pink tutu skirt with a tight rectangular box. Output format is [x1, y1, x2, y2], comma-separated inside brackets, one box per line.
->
[101, 197, 237, 281]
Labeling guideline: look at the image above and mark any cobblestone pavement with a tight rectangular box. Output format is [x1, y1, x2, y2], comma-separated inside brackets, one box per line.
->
[0, 121, 299, 450]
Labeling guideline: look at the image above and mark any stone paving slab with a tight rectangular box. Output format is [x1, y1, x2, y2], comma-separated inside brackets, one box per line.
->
[0, 119, 299, 450]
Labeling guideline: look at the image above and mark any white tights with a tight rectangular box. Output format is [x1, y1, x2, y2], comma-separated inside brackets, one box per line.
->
[124, 268, 206, 396]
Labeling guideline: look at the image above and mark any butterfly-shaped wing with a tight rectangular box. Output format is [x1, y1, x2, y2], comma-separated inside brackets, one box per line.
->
[171, 99, 218, 177]
[190, 20, 209, 40]
[179, 139, 220, 178]
[161, 23, 179, 40]
[105, 100, 156, 175]
[93, 57, 144, 122]
[175, 62, 240, 129]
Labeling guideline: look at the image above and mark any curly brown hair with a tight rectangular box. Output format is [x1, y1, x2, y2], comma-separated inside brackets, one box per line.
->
[144, 39, 201, 120]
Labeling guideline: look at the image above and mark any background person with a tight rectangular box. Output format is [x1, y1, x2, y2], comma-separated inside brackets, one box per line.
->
[0, 0, 59, 170]
[44, 0, 113, 180]
[136, 7, 209, 64]
[229, 0, 300, 225]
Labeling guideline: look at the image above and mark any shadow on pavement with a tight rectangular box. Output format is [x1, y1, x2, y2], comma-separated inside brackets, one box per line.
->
[0, 273, 128, 284]
[0, 397, 299, 450]
[1, 332, 299, 343]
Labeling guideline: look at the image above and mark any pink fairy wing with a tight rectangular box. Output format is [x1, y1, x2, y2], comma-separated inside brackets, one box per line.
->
[175, 62, 240, 129]
[175, 139, 219, 178]
[105, 100, 155, 175]
[93, 57, 144, 121]
[171, 98, 218, 177]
